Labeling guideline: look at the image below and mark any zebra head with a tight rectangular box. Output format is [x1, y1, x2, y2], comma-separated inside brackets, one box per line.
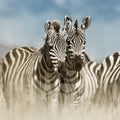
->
[44, 20, 66, 72]
[63, 15, 91, 71]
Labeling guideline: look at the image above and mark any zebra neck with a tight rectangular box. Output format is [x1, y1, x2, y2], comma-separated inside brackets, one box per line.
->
[43, 53, 54, 70]
[34, 55, 56, 82]
[41, 45, 54, 69]
[65, 69, 79, 79]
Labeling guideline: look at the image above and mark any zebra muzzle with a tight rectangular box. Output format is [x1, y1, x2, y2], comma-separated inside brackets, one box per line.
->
[74, 55, 84, 71]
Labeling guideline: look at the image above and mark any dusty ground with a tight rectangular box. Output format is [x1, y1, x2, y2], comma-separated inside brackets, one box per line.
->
[0, 104, 120, 120]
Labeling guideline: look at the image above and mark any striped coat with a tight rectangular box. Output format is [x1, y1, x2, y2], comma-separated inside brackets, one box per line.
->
[3, 20, 66, 110]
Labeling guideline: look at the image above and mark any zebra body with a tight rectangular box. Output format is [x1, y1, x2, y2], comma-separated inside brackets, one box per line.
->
[3, 20, 66, 110]
[80, 61, 99, 104]
[97, 52, 120, 106]
[59, 64, 82, 108]
[3, 47, 43, 106]
[0, 59, 5, 109]
[59, 60, 99, 108]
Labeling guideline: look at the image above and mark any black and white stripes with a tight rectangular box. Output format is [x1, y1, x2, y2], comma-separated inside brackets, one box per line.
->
[1, 15, 120, 111]
[58, 15, 99, 108]
[97, 52, 120, 106]
[2, 20, 66, 110]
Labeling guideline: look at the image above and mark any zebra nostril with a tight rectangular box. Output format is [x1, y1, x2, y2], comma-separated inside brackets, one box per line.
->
[49, 45, 53, 49]
[66, 40, 70, 45]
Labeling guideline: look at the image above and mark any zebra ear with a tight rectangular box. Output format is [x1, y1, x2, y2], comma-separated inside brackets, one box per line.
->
[44, 20, 53, 35]
[81, 16, 91, 30]
[74, 19, 78, 29]
[52, 20, 61, 33]
[63, 15, 72, 33]
[64, 15, 72, 24]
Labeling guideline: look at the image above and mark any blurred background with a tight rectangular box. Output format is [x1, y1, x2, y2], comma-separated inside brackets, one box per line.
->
[0, 0, 120, 61]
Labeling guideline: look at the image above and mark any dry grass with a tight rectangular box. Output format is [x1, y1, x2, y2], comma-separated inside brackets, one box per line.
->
[0, 103, 120, 120]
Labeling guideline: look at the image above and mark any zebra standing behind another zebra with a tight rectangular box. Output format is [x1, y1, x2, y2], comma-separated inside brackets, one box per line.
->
[96, 52, 120, 107]
[0, 59, 5, 109]
[2, 20, 66, 111]
[58, 15, 99, 109]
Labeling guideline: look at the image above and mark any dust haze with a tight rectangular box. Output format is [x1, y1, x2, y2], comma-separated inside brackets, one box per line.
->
[0, 99, 120, 120]
[0, 49, 119, 120]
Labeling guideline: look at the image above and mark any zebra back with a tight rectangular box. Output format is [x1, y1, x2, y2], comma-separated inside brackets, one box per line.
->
[80, 61, 99, 102]
[97, 52, 120, 106]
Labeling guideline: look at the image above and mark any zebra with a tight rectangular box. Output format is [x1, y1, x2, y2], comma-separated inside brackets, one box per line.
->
[62, 16, 120, 108]
[96, 52, 120, 107]
[0, 58, 5, 109]
[2, 20, 66, 111]
[58, 15, 99, 109]
[0, 58, 3, 85]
